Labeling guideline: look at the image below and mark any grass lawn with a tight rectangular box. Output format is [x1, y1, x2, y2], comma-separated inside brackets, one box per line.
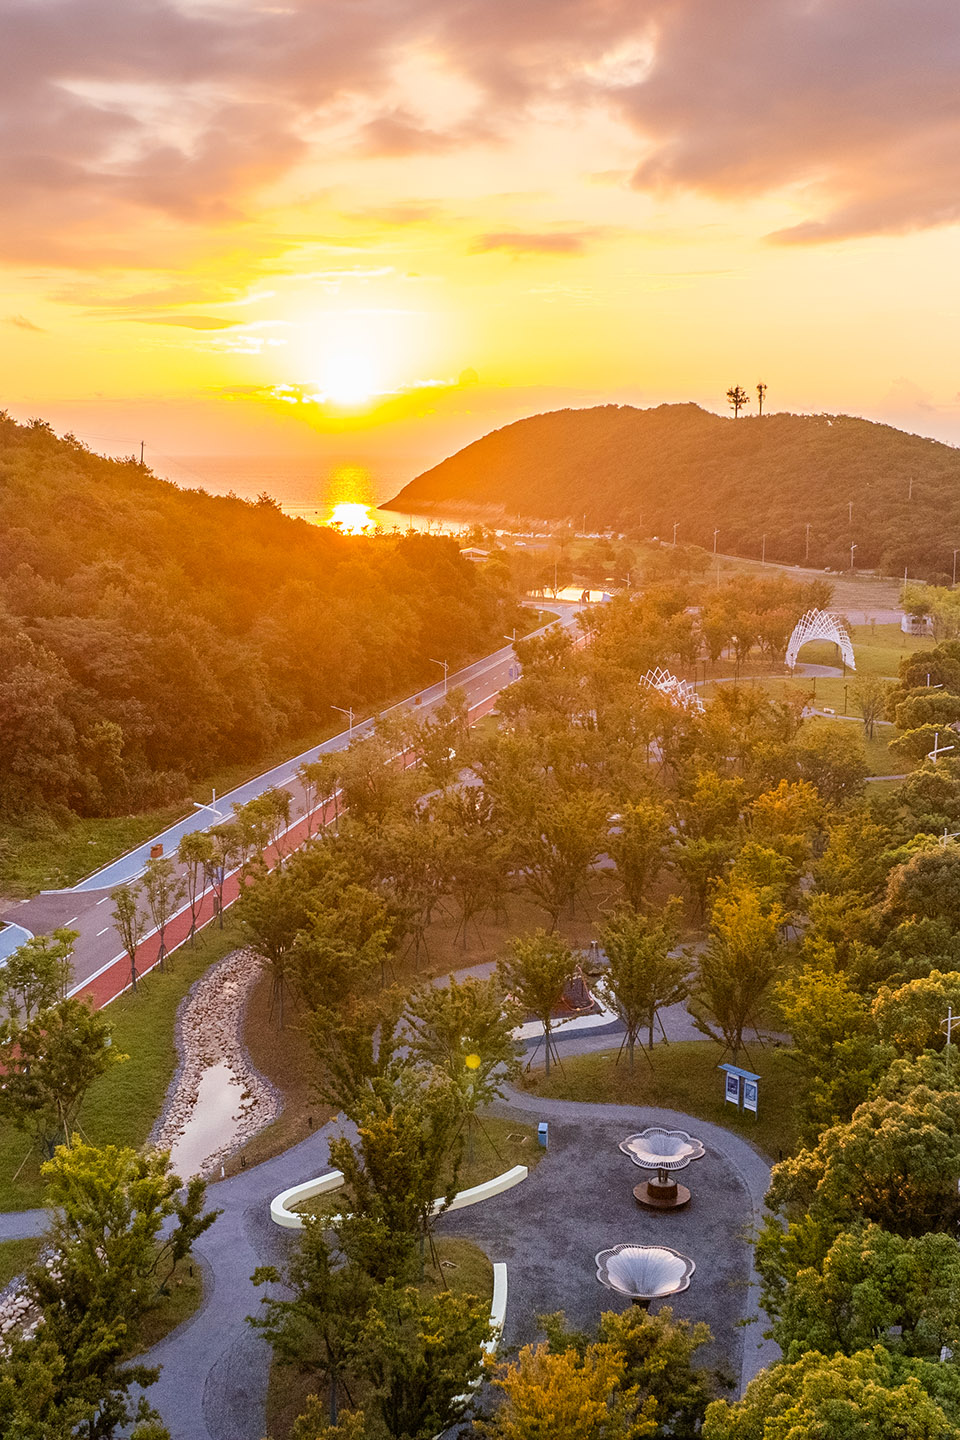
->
[0, 809, 188, 900]
[0, 1237, 43, 1292]
[264, 1236, 493, 1440]
[130, 1254, 204, 1356]
[0, 916, 245, 1213]
[520, 1040, 799, 1162]
[456, 1114, 542, 1189]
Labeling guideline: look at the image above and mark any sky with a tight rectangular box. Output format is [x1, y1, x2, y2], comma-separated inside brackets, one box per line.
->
[3, 0, 960, 486]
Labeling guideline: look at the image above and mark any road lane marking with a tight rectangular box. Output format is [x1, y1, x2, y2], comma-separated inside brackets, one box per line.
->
[96, 927, 110, 936]
[67, 915, 78, 924]
[96, 897, 109, 905]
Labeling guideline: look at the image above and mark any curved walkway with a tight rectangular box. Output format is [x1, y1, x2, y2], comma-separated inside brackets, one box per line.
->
[0, 1086, 778, 1440]
[0, 981, 780, 1440]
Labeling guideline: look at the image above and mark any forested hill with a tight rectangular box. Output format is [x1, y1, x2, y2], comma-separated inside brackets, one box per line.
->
[0, 415, 517, 818]
[385, 403, 960, 578]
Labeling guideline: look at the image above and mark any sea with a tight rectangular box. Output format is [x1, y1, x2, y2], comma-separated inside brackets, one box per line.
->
[155, 453, 467, 537]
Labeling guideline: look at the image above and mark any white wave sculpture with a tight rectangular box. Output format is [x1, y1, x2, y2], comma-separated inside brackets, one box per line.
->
[638, 667, 706, 716]
[785, 609, 856, 672]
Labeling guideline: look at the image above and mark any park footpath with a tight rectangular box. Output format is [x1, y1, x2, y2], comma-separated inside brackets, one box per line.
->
[0, 1034, 778, 1440]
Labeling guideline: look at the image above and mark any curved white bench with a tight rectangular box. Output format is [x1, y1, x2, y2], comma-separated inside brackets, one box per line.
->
[270, 1163, 528, 1230]
[487, 1261, 508, 1354]
[270, 1166, 517, 1420]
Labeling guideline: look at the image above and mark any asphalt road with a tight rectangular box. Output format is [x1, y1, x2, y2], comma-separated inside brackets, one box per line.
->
[8, 602, 585, 1005]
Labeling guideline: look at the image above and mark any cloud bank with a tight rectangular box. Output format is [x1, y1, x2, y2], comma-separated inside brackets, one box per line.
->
[1, 0, 957, 267]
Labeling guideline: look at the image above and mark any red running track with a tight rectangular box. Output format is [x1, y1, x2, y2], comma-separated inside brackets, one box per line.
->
[76, 694, 502, 1009]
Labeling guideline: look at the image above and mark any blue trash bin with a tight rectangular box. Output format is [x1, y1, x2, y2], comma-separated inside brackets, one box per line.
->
[538, 1121, 548, 1149]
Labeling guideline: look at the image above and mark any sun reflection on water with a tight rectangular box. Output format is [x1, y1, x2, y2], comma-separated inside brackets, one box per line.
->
[329, 501, 373, 534]
[324, 465, 375, 533]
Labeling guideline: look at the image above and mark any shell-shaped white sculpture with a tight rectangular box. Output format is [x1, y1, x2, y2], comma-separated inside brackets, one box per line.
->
[618, 1127, 705, 1171]
[596, 1244, 695, 1300]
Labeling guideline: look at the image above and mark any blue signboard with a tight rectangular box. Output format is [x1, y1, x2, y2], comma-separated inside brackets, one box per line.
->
[718, 1063, 761, 1114]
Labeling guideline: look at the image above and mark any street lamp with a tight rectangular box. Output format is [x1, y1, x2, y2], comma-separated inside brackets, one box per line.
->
[672, 520, 679, 546]
[193, 789, 225, 822]
[953, 549, 959, 587]
[713, 528, 720, 554]
[430, 658, 449, 694]
[761, 534, 766, 566]
[331, 704, 354, 733]
[849, 542, 857, 573]
[804, 522, 811, 563]
[929, 732, 956, 764]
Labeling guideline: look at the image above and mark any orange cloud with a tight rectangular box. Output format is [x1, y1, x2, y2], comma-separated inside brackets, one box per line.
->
[471, 230, 604, 255]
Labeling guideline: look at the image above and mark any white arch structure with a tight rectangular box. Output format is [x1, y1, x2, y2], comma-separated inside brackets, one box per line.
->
[639, 667, 706, 716]
[785, 609, 856, 672]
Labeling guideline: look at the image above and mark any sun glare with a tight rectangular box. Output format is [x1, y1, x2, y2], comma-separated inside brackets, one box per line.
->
[320, 350, 381, 407]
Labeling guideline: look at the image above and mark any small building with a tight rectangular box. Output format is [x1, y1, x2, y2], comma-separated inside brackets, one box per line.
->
[460, 546, 490, 562]
[901, 612, 934, 635]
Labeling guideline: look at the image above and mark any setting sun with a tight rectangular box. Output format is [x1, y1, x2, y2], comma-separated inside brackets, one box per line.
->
[318, 351, 382, 408]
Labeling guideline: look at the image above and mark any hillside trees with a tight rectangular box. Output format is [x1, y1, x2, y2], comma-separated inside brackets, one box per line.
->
[386, 402, 960, 580]
[0, 414, 521, 820]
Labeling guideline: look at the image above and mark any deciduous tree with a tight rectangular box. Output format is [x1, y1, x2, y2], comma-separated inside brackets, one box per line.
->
[541, 1304, 713, 1438]
[497, 931, 574, 1077]
[481, 1339, 657, 1440]
[703, 1347, 960, 1440]
[0, 998, 125, 1157]
[355, 1280, 490, 1440]
[237, 862, 311, 1026]
[177, 830, 212, 944]
[768, 1221, 960, 1363]
[599, 903, 686, 1064]
[111, 881, 147, 992]
[141, 855, 185, 972]
[0, 927, 77, 1022]
[692, 883, 786, 1061]
[607, 799, 673, 911]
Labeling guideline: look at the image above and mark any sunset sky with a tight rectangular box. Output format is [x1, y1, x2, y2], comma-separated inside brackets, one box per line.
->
[3, 0, 960, 483]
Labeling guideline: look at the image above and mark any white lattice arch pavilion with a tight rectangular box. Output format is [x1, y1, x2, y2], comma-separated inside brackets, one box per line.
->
[785, 609, 856, 672]
[639, 667, 706, 715]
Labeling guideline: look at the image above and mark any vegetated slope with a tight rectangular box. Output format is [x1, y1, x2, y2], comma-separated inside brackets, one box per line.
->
[0, 415, 518, 818]
[385, 403, 960, 577]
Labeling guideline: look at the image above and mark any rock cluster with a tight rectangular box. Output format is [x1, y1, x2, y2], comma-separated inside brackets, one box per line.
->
[150, 947, 282, 1179]
[0, 1250, 61, 1349]
[0, 1282, 37, 1342]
